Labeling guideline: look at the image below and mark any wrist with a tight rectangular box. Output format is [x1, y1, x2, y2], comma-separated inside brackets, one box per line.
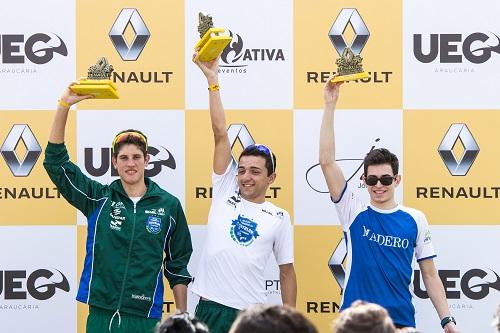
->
[324, 102, 337, 110]
[58, 99, 71, 109]
[440, 316, 456, 329]
[207, 76, 219, 85]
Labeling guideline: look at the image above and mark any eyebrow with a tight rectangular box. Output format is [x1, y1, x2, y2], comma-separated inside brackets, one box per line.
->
[238, 166, 263, 171]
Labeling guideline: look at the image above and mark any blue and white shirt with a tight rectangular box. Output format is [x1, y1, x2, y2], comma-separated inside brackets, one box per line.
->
[334, 183, 436, 327]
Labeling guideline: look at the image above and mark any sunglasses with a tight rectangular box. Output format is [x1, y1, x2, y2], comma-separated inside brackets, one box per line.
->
[364, 175, 397, 186]
[112, 131, 148, 153]
[245, 144, 275, 173]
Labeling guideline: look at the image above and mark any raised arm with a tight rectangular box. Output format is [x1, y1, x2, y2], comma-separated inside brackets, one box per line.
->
[193, 54, 231, 174]
[319, 79, 346, 201]
[49, 82, 93, 144]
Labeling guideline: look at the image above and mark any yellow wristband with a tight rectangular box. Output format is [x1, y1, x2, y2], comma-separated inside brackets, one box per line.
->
[58, 99, 71, 109]
[208, 84, 219, 91]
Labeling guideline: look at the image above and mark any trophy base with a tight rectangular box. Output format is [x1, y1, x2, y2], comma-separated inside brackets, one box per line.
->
[70, 79, 119, 99]
[195, 28, 232, 62]
[331, 72, 370, 83]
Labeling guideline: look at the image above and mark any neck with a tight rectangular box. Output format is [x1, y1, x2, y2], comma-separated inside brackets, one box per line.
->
[121, 180, 147, 198]
[241, 193, 266, 204]
[370, 199, 397, 210]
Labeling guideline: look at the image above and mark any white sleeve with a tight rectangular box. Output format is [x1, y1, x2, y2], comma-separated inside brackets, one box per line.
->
[333, 182, 366, 231]
[414, 210, 436, 261]
[212, 160, 238, 199]
[273, 211, 294, 265]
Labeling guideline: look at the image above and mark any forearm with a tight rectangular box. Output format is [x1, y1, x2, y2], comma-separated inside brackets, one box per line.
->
[423, 271, 451, 319]
[279, 265, 297, 307]
[172, 284, 188, 312]
[206, 75, 227, 136]
[319, 103, 336, 165]
[49, 103, 70, 144]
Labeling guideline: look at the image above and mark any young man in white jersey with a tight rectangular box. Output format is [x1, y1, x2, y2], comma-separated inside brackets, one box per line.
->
[318, 78, 459, 332]
[191, 54, 297, 333]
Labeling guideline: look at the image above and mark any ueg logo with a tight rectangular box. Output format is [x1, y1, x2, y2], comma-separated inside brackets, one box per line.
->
[84, 145, 176, 178]
[414, 32, 500, 65]
[0, 268, 70, 300]
[1, 124, 42, 177]
[414, 268, 500, 301]
[307, 8, 392, 84]
[195, 124, 281, 199]
[108, 8, 172, 84]
[219, 30, 285, 74]
[0, 33, 67, 65]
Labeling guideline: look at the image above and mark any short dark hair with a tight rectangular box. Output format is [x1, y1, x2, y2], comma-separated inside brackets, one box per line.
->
[112, 129, 148, 158]
[332, 301, 396, 333]
[155, 312, 209, 333]
[238, 144, 277, 176]
[230, 305, 317, 333]
[363, 148, 399, 176]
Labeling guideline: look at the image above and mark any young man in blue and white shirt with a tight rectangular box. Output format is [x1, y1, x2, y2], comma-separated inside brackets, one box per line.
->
[318, 78, 459, 332]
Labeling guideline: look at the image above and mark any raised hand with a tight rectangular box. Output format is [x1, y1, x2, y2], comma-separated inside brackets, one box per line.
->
[193, 51, 219, 83]
[59, 81, 94, 107]
[324, 76, 343, 107]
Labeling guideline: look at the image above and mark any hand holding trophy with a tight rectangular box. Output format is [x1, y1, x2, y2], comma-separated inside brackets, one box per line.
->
[193, 12, 231, 62]
[70, 57, 119, 99]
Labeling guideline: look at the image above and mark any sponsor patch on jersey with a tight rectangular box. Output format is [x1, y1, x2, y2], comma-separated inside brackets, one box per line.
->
[423, 230, 432, 243]
[146, 216, 162, 234]
[230, 214, 259, 246]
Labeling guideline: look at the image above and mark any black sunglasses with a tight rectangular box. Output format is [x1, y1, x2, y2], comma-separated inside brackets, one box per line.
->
[364, 175, 397, 186]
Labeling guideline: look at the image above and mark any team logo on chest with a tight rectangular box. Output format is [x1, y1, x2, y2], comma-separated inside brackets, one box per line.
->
[230, 214, 260, 246]
[146, 216, 162, 234]
[110, 201, 126, 231]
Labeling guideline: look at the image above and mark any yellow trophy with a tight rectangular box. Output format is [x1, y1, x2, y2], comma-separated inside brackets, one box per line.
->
[194, 12, 231, 62]
[331, 47, 369, 83]
[70, 57, 119, 99]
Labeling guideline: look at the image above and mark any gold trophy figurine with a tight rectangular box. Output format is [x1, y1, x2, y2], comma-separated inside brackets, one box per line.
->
[331, 47, 369, 83]
[194, 12, 231, 62]
[70, 57, 119, 99]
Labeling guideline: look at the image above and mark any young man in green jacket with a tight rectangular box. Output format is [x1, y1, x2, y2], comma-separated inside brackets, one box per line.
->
[44, 84, 193, 332]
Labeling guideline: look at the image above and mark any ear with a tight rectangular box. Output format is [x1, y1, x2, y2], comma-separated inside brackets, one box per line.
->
[268, 172, 276, 185]
[394, 174, 402, 187]
[145, 153, 150, 165]
[111, 156, 118, 169]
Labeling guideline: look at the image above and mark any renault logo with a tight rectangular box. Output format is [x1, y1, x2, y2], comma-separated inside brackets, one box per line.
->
[438, 123, 479, 176]
[109, 8, 151, 61]
[227, 124, 255, 163]
[328, 8, 370, 56]
[1, 124, 42, 177]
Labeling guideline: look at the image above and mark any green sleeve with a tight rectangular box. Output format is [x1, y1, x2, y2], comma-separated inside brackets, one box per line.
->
[43, 142, 106, 217]
[163, 199, 193, 288]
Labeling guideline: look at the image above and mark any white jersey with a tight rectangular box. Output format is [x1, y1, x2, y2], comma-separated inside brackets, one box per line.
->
[191, 161, 294, 310]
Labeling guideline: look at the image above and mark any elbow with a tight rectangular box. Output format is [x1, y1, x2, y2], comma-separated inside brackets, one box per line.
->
[319, 156, 334, 169]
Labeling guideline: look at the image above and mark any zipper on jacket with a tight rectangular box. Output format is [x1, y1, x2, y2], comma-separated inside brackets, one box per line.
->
[116, 201, 138, 312]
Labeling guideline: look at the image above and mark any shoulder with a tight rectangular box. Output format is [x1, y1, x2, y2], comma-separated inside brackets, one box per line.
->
[398, 205, 428, 227]
[147, 179, 181, 204]
[265, 202, 291, 222]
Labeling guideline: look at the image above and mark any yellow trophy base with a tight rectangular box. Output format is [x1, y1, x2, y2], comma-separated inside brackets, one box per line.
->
[70, 79, 119, 99]
[194, 28, 232, 62]
[331, 72, 370, 83]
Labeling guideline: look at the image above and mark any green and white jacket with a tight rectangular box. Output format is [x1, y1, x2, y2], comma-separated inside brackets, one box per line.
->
[44, 142, 192, 319]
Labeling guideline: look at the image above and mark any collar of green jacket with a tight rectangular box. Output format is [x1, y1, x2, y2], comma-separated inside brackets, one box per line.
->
[109, 177, 163, 200]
